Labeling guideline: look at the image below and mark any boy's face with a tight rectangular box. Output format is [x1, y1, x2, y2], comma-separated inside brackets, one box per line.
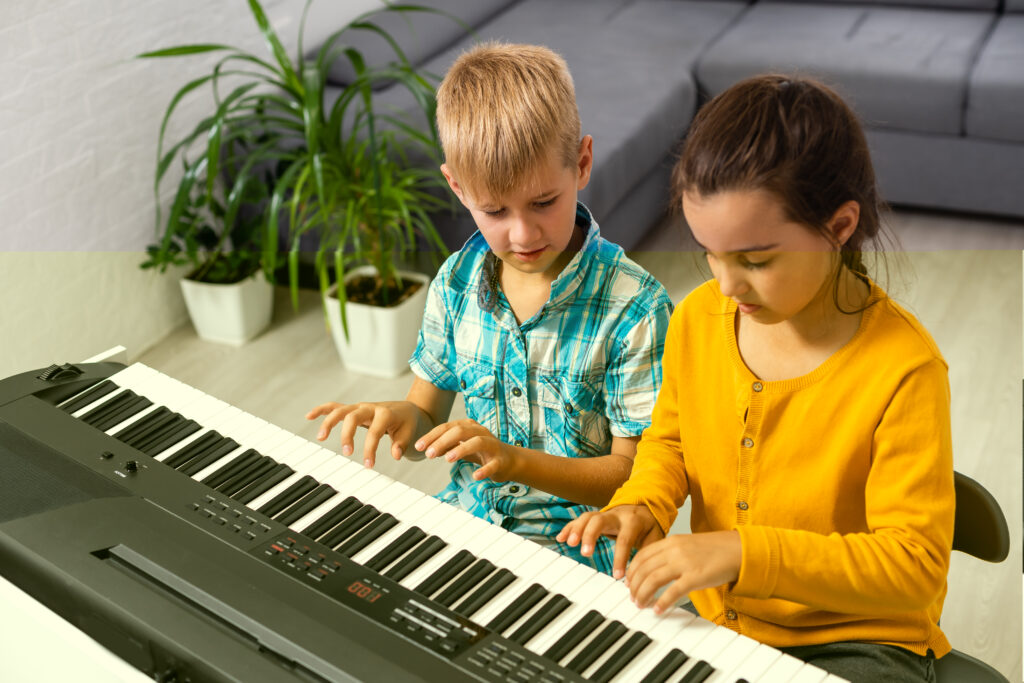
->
[441, 136, 593, 282]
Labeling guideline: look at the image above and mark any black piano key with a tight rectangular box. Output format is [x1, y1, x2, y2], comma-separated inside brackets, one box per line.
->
[133, 413, 189, 454]
[452, 567, 516, 618]
[302, 496, 362, 541]
[84, 392, 151, 432]
[486, 583, 548, 634]
[335, 513, 399, 558]
[565, 619, 628, 674]
[383, 536, 447, 582]
[434, 559, 496, 608]
[638, 648, 689, 683]
[364, 527, 427, 573]
[678, 660, 715, 683]
[60, 379, 117, 413]
[321, 505, 380, 549]
[543, 609, 605, 663]
[257, 476, 319, 518]
[508, 593, 571, 645]
[232, 464, 294, 504]
[413, 549, 476, 598]
[114, 407, 174, 447]
[139, 418, 201, 457]
[77, 389, 132, 425]
[274, 484, 337, 526]
[217, 457, 279, 497]
[164, 431, 223, 469]
[179, 439, 242, 477]
[589, 631, 652, 683]
[201, 448, 260, 488]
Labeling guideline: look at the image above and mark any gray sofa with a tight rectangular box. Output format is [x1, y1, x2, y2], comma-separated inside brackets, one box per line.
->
[307, 0, 1024, 252]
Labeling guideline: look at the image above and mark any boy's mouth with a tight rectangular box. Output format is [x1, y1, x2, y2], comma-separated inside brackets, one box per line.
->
[512, 247, 547, 262]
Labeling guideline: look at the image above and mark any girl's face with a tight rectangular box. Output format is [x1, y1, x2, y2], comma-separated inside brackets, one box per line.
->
[683, 189, 854, 326]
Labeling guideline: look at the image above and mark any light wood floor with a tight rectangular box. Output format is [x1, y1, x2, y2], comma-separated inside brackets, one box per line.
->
[137, 207, 1024, 682]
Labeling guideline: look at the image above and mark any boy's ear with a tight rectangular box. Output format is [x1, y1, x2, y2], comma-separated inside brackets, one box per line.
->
[828, 200, 861, 246]
[440, 163, 467, 205]
[576, 135, 594, 191]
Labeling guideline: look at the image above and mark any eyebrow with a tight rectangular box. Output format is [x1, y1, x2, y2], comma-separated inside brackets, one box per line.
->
[692, 239, 780, 254]
[478, 189, 559, 211]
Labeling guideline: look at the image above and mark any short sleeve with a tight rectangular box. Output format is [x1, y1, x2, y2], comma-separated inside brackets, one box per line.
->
[409, 273, 459, 392]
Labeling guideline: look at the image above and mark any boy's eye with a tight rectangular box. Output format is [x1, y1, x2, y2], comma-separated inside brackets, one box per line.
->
[535, 197, 556, 209]
[483, 208, 505, 217]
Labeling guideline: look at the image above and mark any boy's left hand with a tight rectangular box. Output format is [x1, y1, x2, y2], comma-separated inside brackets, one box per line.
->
[416, 419, 517, 482]
[625, 531, 742, 614]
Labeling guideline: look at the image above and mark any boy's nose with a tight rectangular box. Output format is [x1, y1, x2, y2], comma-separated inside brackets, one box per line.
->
[508, 214, 542, 246]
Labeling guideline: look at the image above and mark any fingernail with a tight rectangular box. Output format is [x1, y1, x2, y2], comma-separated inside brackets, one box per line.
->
[653, 604, 664, 615]
[317, 430, 325, 440]
[342, 445, 352, 456]
[581, 544, 592, 556]
[567, 534, 578, 546]
[414, 441, 424, 450]
[363, 458, 372, 468]
[445, 453, 455, 462]
[426, 448, 435, 458]
[614, 569, 624, 580]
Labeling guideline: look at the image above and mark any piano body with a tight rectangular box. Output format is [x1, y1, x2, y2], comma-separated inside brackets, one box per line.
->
[0, 361, 841, 683]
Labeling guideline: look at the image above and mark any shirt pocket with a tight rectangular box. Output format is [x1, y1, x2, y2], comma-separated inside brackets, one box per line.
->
[457, 364, 498, 434]
[537, 374, 608, 457]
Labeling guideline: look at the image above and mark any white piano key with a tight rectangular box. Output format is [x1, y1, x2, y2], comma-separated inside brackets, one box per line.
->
[716, 643, 783, 683]
[756, 652, 813, 683]
[488, 555, 579, 637]
[790, 666, 832, 683]
[670, 625, 739, 680]
[467, 548, 564, 626]
[704, 632, 762, 682]
[609, 608, 704, 682]
[189, 421, 279, 480]
[347, 492, 441, 565]
[526, 571, 626, 655]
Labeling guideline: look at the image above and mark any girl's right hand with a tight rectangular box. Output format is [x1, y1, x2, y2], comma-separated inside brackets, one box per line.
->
[556, 504, 665, 579]
[305, 401, 420, 468]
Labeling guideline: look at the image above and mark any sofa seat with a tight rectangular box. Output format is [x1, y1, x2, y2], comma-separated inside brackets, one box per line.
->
[695, 2, 995, 136]
[966, 14, 1024, 143]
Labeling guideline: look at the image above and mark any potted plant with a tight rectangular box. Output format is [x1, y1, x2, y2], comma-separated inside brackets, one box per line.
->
[139, 0, 453, 367]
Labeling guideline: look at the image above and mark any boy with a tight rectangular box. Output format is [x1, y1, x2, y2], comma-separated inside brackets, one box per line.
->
[308, 43, 672, 574]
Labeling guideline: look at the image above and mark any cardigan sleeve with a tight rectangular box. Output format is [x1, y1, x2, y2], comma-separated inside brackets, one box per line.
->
[604, 307, 690, 533]
[733, 356, 955, 615]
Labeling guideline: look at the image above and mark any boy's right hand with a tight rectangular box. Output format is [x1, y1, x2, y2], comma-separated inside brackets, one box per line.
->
[556, 504, 664, 580]
[306, 401, 421, 468]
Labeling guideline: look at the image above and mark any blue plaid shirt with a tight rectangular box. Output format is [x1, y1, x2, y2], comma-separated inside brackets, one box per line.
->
[409, 204, 673, 575]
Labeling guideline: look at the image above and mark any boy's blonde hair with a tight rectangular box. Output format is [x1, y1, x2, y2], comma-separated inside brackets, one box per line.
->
[436, 42, 581, 201]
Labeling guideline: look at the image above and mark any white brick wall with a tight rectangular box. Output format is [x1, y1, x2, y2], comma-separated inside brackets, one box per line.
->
[0, 0, 381, 378]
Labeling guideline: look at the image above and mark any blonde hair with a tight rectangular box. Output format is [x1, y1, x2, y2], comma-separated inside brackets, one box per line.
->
[436, 42, 581, 200]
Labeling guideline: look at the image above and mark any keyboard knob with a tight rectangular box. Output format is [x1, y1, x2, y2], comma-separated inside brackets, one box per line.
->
[124, 460, 139, 473]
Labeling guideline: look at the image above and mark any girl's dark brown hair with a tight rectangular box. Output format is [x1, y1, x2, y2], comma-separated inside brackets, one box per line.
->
[673, 74, 896, 303]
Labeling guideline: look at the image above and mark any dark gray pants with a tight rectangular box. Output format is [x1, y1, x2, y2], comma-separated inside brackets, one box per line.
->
[680, 602, 935, 683]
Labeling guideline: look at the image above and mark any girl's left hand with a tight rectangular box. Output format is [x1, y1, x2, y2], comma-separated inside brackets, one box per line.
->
[626, 530, 743, 614]
[416, 419, 517, 482]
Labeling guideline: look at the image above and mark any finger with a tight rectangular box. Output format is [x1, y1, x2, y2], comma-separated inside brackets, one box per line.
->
[652, 578, 690, 615]
[336, 405, 372, 457]
[631, 561, 676, 609]
[612, 519, 645, 580]
[315, 405, 352, 443]
[414, 422, 450, 456]
[430, 426, 472, 460]
[580, 514, 619, 558]
[305, 402, 340, 421]
[362, 408, 394, 468]
[473, 458, 498, 481]
[556, 514, 592, 544]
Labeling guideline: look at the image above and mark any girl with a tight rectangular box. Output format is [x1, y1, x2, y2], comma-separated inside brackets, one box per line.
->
[556, 75, 953, 683]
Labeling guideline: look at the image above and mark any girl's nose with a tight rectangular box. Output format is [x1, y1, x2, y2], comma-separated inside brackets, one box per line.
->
[716, 264, 748, 298]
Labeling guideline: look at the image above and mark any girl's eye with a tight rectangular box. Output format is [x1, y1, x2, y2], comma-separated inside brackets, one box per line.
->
[743, 258, 770, 270]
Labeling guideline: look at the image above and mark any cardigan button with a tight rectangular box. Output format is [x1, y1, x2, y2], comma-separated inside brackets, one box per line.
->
[741, 437, 754, 448]
[726, 609, 737, 620]
[752, 381, 763, 392]
[737, 501, 749, 511]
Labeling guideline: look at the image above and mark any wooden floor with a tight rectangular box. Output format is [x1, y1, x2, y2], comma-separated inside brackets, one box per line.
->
[137, 207, 1024, 682]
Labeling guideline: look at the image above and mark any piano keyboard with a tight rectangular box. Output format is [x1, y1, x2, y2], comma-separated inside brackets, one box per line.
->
[0, 362, 842, 683]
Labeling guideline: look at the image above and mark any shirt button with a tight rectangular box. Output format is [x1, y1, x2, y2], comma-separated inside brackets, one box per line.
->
[726, 609, 737, 620]
[741, 437, 754, 448]
[511, 387, 522, 397]
[509, 485, 520, 494]
[752, 381, 763, 392]
[514, 439, 524, 447]
[737, 501, 749, 511]
[564, 402, 574, 414]
[459, 379, 467, 390]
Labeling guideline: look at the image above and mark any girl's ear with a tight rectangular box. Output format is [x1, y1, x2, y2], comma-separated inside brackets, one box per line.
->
[828, 200, 861, 247]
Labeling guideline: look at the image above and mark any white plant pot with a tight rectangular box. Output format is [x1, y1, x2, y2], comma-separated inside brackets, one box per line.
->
[179, 271, 273, 346]
[325, 266, 430, 377]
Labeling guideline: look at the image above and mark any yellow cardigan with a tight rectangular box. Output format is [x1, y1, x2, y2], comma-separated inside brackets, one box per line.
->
[607, 279, 954, 657]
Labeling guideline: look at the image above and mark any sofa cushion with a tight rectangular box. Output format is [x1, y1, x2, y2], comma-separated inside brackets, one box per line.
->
[696, 2, 995, 136]
[1006, 0, 1024, 11]
[762, 0, 998, 12]
[308, 0, 517, 86]
[966, 16, 1024, 143]
[361, 0, 746, 227]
